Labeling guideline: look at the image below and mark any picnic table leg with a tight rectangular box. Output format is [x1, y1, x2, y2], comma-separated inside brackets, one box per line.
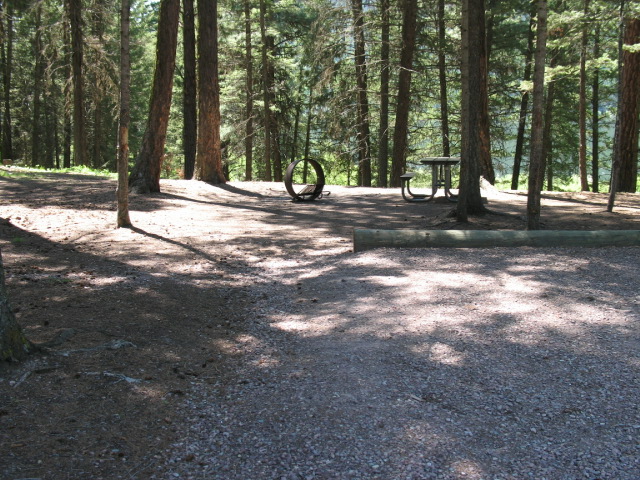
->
[401, 174, 435, 202]
[431, 164, 439, 198]
[444, 164, 458, 201]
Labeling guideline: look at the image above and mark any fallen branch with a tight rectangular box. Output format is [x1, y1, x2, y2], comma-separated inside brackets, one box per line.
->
[84, 371, 143, 384]
[58, 339, 137, 357]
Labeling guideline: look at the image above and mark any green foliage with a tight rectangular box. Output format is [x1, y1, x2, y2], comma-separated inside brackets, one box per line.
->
[0, 165, 115, 179]
[1, 0, 633, 192]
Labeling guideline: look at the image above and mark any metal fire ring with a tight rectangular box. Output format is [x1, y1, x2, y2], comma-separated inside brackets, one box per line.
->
[284, 159, 325, 201]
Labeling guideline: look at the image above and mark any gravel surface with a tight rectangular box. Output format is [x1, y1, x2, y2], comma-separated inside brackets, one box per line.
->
[2, 172, 639, 480]
[159, 246, 640, 480]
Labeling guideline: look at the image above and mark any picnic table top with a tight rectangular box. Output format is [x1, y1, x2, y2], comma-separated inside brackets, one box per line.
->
[420, 157, 461, 165]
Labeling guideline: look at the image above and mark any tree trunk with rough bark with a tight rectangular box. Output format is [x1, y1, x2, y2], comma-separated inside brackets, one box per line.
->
[195, 0, 226, 184]
[614, 17, 640, 193]
[478, 1, 495, 184]
[244, 0, 254, 181]
[129, 0, 180, 193]
[183, 0, 197, 180]
[32, 3, 45, 167]
[0, 250, 35, 362]
[69, 0, 89, 166]
[512, 12, 535, 190]
[390, 0, 418, 189]
[578, 0, 591, 191]
[377, 0, 390, 187]
[457, 0, 489, 222]
[437, 0, 451, 158]
[2, 4, 14, 162]
[117, 0, 132, 228]
[351, 0, 372, 187]
[527, 0, 548, 230]
[592, 21, 601, 192]
[259, 0, 272, 181]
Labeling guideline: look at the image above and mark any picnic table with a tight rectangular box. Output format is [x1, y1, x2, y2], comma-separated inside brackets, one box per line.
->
[400, 157, 460, 203]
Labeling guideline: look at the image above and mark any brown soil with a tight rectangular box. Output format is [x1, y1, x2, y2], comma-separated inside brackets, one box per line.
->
[1, 169, 640, 479]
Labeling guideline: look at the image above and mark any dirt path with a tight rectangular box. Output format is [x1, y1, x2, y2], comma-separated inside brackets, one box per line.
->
[1, 171, 640, 479]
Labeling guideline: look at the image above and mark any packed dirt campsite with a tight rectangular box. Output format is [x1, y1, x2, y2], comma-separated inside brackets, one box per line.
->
[2, 0, 640, 477]
[2, 167, 640, 479]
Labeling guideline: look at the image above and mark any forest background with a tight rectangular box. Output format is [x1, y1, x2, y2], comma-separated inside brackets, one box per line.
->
[2, 0, 639, 194]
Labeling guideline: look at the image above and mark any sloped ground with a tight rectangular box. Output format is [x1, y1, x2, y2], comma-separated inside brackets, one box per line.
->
[1, 169, 640, 479]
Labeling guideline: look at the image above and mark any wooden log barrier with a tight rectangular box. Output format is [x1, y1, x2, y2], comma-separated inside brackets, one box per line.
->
[352, 229, 640, 252]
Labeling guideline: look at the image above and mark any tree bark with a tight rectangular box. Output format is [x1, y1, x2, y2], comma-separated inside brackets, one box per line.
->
[117, 0, 132, 228]
[512, 12, 535, 190]
[478, 0, 495, 184]
[351, 0, 372, 187]
[69, 0, 89, 166]
[578, 0, 590, 191]
[195, 0, 226, 184]
[607, 3, 627, 211]
[183, 0, 197, 180]
[244, 0, 254, 181]
[259, 0, 272, 181]
[32, 2, 44, 167]
[437, 0, 451, 158]
[613, 17, 640, 194]
[526, 0, 548, 230]
[377, 0, 390, 187]
[543, 57, 557, 190]
[62, 6, 72, 168]
[591, 21, 601, 192]
[2, 3, 13, 162]
[129, 0, 180, 193]
[0, 250, 35, 362]
[390, 0, 418, 189]
[457, 0, 488, 222]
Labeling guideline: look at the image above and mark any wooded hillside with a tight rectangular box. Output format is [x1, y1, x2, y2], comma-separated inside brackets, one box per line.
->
[1, 0, 639, 192]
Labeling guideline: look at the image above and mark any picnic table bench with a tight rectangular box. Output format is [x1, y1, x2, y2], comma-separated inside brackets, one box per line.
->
[401, 157, 460, 203]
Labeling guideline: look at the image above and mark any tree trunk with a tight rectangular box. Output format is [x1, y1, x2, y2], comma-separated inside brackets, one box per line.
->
[592, 21, 601, 192]
[62, 7, 72, 168]
[377, 0, 390, 187]
[32, 3, 44, 167]
[129, 0, 180, 193]
[272, 113, 283, 182]
[607, 3, 627, 211]
[437, 0, 451, 158]
[291, 69, 304, 164]
[195, 0, 226, 184]
[304, 90, 313, 164]
[543, 59, 556, 190]
[457, 0, 488, 222]
[526, 0, 548, 230]
[613, 17, 640, 194]
[2, 4, 14, 162]
[244, 0, 254, 181]
[390, 0, 418, 189]
[351, 0, 372, 187]
[578, 0, 590, 191]
[512, 12, 535, 190]
[0, 250, 35, 362]
[183, 0, 197, 180]
[44, 90, 57, 169]
[478, 0, 495, 184]
[259, 0, 272, 181]
[117, 0, 132, 228]
[90, 9, 107, 169]
[269, 46, 282, 182]
[69, 0, 89, 166]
